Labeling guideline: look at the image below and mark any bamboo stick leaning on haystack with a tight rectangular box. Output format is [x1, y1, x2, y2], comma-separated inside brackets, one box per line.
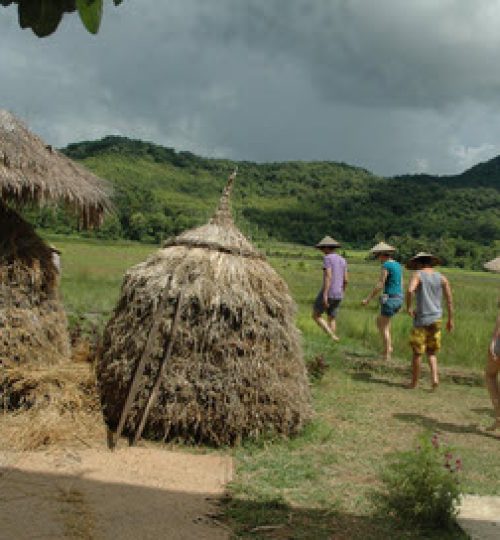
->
[98, 170, 312, 446]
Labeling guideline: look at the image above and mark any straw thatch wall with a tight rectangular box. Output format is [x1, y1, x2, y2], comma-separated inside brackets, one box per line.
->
[98, 177, 312, 445]
[0, 201, 70, 367]
[0, 109, 111, 228]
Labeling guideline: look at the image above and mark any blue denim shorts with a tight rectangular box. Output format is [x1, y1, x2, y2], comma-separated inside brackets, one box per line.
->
[380, 295, 403, 317]
[313, 293, 342, 317]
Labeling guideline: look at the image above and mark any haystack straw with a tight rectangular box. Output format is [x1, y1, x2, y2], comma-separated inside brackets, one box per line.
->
[0, 109, 111, 228]
[0, 201, 70, 365]
[98, 173, 312, 446]
[0, 108, 111, 368]
[0, 359, 102, 451]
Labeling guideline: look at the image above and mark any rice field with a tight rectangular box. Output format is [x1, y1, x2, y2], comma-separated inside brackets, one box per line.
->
[50, 235, 499, 370]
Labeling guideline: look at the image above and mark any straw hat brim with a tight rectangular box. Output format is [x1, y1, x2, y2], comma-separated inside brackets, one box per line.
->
[370, 241, 396, 255]
[315, 236, 341, 249]
[406, 252, 442, 270]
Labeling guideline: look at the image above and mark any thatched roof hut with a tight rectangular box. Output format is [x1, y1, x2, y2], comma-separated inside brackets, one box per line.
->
[98, 173, 312, 446]
[0, 109, 111, 227]
[0, 109, 111, 369]
[484, 256, 500, 273]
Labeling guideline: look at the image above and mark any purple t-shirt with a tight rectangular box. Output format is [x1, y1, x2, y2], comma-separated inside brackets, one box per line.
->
[323, 253, 347, 299]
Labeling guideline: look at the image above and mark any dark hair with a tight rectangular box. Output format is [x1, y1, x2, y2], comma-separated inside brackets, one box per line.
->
[418, 256, 433, 267]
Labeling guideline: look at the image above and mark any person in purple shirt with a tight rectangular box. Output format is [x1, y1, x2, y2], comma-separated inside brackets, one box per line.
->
[312, 236, 348, 342]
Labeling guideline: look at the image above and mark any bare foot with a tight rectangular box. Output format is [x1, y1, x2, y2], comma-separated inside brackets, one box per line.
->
[431, 381, 439, 391]
[405, 382, 417, 389]
[331, 334, 340, 342]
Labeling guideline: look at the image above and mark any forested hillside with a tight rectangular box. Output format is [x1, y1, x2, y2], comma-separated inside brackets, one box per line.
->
[28, 136, 499, 267]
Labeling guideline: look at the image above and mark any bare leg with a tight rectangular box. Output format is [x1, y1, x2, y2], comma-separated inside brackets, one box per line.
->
[327, 315, 340, 341]
[376, 315, 392, 359]
[312, 312, 339, 342]
[485, 353, 500, 430]
[428, 353, 439, 389]
[407, 353, 422, 388]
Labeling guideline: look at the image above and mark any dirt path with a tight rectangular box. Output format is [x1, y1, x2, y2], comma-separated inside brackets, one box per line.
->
[0, 447, 233, 540]
[458, 495, 500, 540]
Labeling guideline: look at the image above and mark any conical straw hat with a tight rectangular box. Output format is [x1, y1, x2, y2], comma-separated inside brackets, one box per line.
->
[484, 256, 500, 273]
[0, 109, 111, 227]
[370, 241, 396, 254]
[406, 252, 442, 270]
[315, 236, 341, 249]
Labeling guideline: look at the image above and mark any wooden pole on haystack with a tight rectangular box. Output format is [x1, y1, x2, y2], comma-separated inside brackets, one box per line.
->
[109, 276, 173, 449]
[132, 289, 184, 446]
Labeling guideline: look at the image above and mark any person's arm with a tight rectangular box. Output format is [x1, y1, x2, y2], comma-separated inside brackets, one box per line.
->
[362, 267, 387, 305]
[490, 309, 500, 359]
[323, 267, 332, 307]
[441, 275, 454, 332]
[406, 271, 420, 317]
[343, 269, 349, 292]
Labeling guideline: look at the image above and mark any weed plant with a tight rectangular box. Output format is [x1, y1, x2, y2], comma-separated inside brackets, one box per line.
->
[374, 432, 462, 531]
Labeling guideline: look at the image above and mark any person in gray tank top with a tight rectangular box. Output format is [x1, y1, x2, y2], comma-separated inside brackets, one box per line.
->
[485, 305, 500, 431]
[484, 256, 500, 431]
[405, 252, 454, 389]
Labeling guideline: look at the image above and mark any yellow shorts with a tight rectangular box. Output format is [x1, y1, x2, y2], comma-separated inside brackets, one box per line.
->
[410, 321, 442, 355]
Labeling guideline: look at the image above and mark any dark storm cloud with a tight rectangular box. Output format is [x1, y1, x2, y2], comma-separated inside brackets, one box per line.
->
[193, 0, 500, 109]
[1, 0, 500, 175]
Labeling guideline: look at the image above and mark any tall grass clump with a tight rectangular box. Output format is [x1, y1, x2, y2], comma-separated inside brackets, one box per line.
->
[374, 432, 462, 531]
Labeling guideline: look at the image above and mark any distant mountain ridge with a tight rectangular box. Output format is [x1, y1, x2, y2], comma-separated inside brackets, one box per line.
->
[56, 136, 499, 249]
[393, 156, 500, 189]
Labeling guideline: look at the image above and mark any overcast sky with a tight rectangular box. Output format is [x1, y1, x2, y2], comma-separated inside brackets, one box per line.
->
[2, 0, 500, 176]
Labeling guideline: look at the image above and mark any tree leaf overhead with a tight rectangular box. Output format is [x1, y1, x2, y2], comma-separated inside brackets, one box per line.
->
[76, 0, 102, 35]
[1, 0, 122, 36]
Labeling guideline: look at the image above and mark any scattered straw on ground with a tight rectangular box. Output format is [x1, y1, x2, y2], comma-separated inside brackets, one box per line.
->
[0, 341, 103, 451]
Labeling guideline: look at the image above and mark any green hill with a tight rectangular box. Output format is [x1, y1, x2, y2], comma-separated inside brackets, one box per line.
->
[28, 136, 499, 267]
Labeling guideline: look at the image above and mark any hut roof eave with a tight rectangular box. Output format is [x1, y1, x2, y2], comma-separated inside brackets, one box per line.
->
[0, 109, 112, 227]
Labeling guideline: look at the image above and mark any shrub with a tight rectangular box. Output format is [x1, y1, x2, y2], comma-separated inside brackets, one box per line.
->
[374, 432, 462, 530]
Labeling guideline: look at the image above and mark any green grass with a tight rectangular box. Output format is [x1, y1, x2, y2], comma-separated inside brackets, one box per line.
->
[275, 257, 499, 369]
[47, 236, 499, 539]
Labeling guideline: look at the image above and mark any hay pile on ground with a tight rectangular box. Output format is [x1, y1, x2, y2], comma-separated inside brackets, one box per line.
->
[98, 174, 312, 446]
[0, 201, 70, 364]
[0, 358, 102, 451]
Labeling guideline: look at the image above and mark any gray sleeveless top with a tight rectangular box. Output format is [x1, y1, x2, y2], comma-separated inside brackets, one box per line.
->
[414, 271, 442, 327]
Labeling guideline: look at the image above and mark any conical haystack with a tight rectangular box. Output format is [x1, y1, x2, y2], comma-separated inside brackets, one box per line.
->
[98, 173, 312, 445]
[0, 201, 70, 366]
